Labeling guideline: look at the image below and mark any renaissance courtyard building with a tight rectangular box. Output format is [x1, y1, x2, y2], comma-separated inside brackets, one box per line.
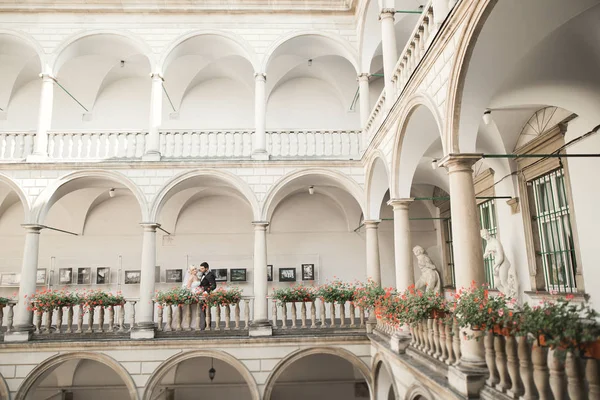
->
[0, 0, 599, 398]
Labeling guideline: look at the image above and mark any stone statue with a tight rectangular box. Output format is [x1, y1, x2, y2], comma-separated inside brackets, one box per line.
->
[413, 245, 441, 293]
[480, 229, 519, 299]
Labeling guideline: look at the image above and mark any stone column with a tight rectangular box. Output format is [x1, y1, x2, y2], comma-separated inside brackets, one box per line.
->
[133, 222, 159, 339]
[252, 73, 269, 160]
[379, 9, 398, 109]
[357, 73, 371, 127]
[250, 221, 272, 336]
[387, 198, 414, 291]
[364, 220, 382, 285]
[31, 74, 54, 159]
[7, 224, 43, 342]
[144, 73, 163, 161]
[440, 154, 487, 397]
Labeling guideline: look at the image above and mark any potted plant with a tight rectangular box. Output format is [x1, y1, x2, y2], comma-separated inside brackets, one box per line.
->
[155, 287, 200, 307]
[271, 285, 316, 305]
[317, 280, 356, 304]
[373, 288, 406, 326]
[353, 279, 387, 311]
[29, 289, 80, 313]
[207, 286, 242, 308]
[0, 297, 10, 307]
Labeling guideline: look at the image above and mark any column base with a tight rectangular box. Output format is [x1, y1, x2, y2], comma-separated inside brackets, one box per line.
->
[4, 327, 33, 342]
[249, 320, 273, 337]
[366, 314, 377, 334]
[448, 363, 488, 398]
[142, 151, 161, 161]
[26, 153, 48, 162]
[130, 323, 155, 339]
[390, 332, 411, 354]
[251, 150, 270, 161]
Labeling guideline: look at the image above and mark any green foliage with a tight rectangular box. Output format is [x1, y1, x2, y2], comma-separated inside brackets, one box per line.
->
[29, 289, 81, 312]
[353, 279, 386, 309]
[207, 286, 242, 307]
[317, 280, 357, 304]
[155, 287, 199, 306]
[271, 285, 316, 305]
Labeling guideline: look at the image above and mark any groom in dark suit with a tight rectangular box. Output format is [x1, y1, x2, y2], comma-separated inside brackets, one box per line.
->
[198, 262, 216, 331]
[198, 262, 217, 293]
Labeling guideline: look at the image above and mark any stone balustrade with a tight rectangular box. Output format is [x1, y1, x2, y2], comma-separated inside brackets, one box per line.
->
[155, 298, 252, 333]
[48, 131, 148, 160]
[271, 299, 366, 330]
[0, 132, 35, 161]
[0, 302, 17, 335]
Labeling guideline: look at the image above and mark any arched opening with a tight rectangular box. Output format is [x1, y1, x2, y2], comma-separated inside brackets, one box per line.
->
[0, 33, 42, 132]
[51, 33, 152, 130]
[264, 349, 371, 400]
[152, 170, 258, 295]
[264, 34, 360, 130]
[160, 33, 256, 130]
[143, 351, 260, 400]
[16, 353, 138, 400]
[374, 360, 397, 400]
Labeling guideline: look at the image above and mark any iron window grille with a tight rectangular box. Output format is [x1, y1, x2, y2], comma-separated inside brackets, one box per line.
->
[444, 218, 456, 288]
[478, 199, 498, 287]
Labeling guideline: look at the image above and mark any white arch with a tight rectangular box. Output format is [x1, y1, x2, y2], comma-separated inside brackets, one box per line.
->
[159, 29, 259, 74]
[372, 353, 399, 400]
[30, 170, 149, 225]
[261, 168, 366, 221]
[390, 92, 444, 198]
[0, 172, 31, 221]
[142, 349, 260, 400]
[262, 347, 372, 400]
[150, 169, 260, 222]
[15, 352, 139, 400]
[261, 30, 360, 74]
[365, 150, 392, 220]
[0, 29, 46, 67]
[50, 29, 156, 74]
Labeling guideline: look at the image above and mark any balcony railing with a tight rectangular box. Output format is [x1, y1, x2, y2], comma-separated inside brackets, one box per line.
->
[271, 299, 366, 331]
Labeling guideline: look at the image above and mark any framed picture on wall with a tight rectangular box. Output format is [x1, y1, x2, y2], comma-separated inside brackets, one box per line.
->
[124, 270, 141, 284]
[1, 273, 20, 286]
[301, 264, 315, 281]
[96, 267, 110, 285]
[230, 269, 247, 282]
[279, 268, 296, 282]
[36, 269, 47, 285]
[155, 266, 161, 283]
[267, 265, 273, 282]
[77, 267, 92, 285]
[59, 268, 72, 285]
[213, 269, 228, 282]
[166, 269, 183, 283]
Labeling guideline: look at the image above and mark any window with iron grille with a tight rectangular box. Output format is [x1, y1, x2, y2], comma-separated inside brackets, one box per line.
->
[444, 218, 456, 288]
[529, 168, 577, 293]
[478, 200, 498, 287]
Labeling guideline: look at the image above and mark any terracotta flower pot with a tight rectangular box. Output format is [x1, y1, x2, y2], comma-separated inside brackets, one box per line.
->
[582, 340, 600, 359]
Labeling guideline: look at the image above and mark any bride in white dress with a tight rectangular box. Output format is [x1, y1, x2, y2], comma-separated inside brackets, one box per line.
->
[182, 266, 202, 293]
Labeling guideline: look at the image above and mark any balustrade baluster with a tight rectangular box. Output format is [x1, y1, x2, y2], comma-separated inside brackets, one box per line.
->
[432, 318, 441, 358]
[66, 305, 73, 334]
[438, 319, 447, 361]
[290, 302, 297, 329]
[164, 305, 172, 331]
[234, 303, 240, 330]
[0, 305, 5, 332]
[118, 304, 126, 333]
[548, 348, 566, 400]
[55, 307, 63, 334]
[505, 335, 523, 398]
[349, 303, 356, 328]
[485, 330, 499, 386]
[244, 299, 250, 329]
[495, 335, 510, 392]
[532, 342, 551, 400]
[195, 303, 202, 330]
[175, 305, 183, 331]
[205, 304, 212, 331]
[339, 302, 346, 328]
[43, 310, 52, 334]
[409, 325, 416, 347]
[329, 303, 336, 328]
[359, 307, 365, 328]
[281, 302, 288, 329]
[86, 307, 94, 333]
[0, 134, 7, 158]
[310, 301, 316, 329]
[129, 301, 136, 332]
[184, 304, 192, 331]
[452, 319, 461, 365]
[34, 310, 42, 334]
[320, 301, 326, 328]
[214, 306, 221, 331]
[157, 305, 163, 331]
[427, 319, 434, 355]
[300, 302, 307, 328]
[224, 305, 231, 330]
[445, 321, 454, 364]
[586, 359, 600, 399]
[565, 351, 584, 400]
[98, 307, 105, 333]
[76, 305, 84, 333]
[516, 336, 536, 399]
[272, 301, 277, 328]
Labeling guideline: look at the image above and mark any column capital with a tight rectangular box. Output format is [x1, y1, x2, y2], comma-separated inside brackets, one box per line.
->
[252, 220, 269, 229]
[379, 8, 396, 20]
[387, 198, 414, 210]
[363, 219, 381, 228]
[140, 222, 160, 232]
[357, 73, 370, 81]
[150, 73, 164, 81]
[254, 73, 266, 82]
[21, 224, 43, 234]
[38, 73, 55, 81]
[438, 153, 483, 173]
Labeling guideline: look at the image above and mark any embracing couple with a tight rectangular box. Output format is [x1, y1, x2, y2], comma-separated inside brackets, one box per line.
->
[183, 262, 217, 294]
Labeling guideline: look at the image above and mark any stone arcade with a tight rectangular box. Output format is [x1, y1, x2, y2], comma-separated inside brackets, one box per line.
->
[0, 0, 599, 399]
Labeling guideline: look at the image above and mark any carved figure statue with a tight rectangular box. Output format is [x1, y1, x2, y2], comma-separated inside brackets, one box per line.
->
[480, 229, 519, 299]
[413, 245, 441, 293]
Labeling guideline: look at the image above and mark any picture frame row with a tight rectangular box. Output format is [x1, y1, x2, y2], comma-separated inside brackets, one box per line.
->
[0, 264, 316, 286]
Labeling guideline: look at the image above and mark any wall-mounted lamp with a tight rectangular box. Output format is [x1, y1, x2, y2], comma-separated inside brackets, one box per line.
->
[208, 358, 216, 382]
[431, 159, 438, 170]
[120, 60, 125, 68]
[109, 188, 116, 198]
[483, 109, 492, 125]
[308, 186, 315, 195]
[308, 59, 313, 67]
